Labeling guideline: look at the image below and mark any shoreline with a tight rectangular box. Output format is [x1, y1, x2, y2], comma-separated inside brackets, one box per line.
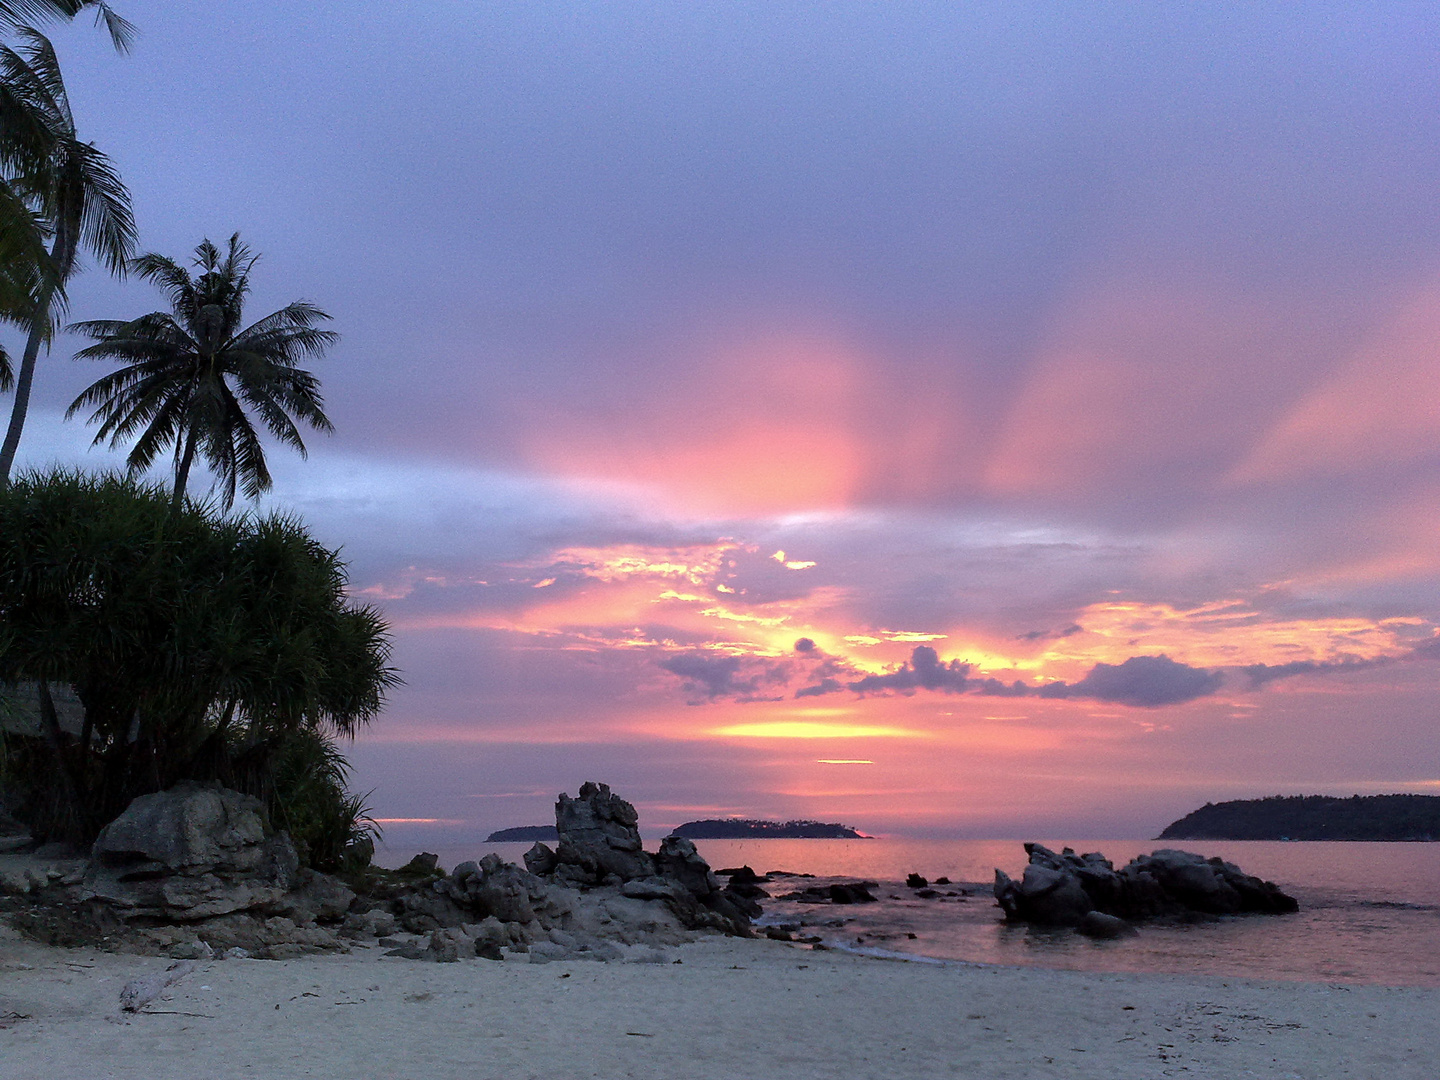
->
[3, 925, 1437, 1079]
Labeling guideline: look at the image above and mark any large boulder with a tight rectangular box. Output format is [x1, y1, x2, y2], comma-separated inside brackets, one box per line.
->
[553, 782, 655, 885]
[993, 842, 1297, 928]
[84, 782, 301, 921]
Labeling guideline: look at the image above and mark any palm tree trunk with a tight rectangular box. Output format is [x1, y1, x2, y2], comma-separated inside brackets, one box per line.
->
[170, 428, 197, 511]
[0, 275, 58, 486]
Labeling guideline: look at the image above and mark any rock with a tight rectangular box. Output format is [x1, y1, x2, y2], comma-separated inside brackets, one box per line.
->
[994, 843, 1298, 928]
[84, 783, 300, 921]
[906, 873, 927, 888]
[1077, 911, 1135, 939]
[654, 836, 719, 898]
[427, 928, 462, 962]
[553, 782, 655, 885]
[934, 876, 951, 885]
[717, 865, 765, 884]
[916, 888, 938, 899]
[0, 835, 34, 855]
[524, 841, 558, 876]
[621, 876, 686, 902]
[828, 883, 878, 904]
[277, 868, 356, 924]
[397, 852, 441, 876]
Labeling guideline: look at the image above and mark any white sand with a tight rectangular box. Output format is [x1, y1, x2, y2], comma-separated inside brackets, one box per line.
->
[2, 925, 1436, 1080]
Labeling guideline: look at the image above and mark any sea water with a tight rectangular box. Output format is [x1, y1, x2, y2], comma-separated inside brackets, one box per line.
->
[375, 836, 1440, 987]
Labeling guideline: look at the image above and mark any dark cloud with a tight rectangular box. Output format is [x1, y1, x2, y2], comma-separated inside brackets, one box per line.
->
[795, 678, 843, 698]
[1039, 655, 1222, 708]
[659, 652, 789, 705]
[1016, 623, 1083, 642]
[1242, 656, 1391, 688]
[849, 646, 972, 696]
[794, 637, 817, 653]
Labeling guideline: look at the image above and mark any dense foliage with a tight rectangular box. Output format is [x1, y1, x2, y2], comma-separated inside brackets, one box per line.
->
[0, 471, 396, 863]
[1158, 795, 1440, 842]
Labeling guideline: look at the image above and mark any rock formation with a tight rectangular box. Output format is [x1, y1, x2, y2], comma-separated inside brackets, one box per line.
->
[552, 781, 655, 885]
[6, 778, 754, 963]
[83, 781, 311, 921]
[993, 843, 1299, 928]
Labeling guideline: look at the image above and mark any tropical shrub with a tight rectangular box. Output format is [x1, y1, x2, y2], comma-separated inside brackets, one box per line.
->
[0, 469, 396, 858]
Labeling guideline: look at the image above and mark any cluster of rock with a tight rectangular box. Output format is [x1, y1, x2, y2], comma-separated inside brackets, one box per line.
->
[3, 779, 759, 962]
[993, 843, 1299, 937]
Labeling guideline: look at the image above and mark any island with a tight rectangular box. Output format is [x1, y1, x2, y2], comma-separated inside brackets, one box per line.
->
[485, 825, 559, 842]
[1158, 794, 1440, 841]
[669, 818, 867, 839]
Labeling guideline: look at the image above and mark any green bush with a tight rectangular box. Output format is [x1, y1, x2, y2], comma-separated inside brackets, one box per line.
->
[0, 469, 397, 858]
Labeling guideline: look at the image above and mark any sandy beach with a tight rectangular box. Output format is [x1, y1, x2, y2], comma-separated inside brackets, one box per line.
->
[3, 921, 1436, 1080]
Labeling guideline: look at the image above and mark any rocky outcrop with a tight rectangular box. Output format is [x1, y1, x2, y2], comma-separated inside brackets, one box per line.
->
[16, 780, 752, 962]
[83, 782, 305, 921]
[993, 843, 1299, 928]
[553, 782, 655, 885]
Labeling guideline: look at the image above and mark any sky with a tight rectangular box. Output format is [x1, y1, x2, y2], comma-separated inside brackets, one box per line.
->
[9, 1, 1440, 839]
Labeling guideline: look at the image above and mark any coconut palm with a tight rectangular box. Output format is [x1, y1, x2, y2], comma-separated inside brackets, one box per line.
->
[0, 2, 133, 378]
[67, 234, 338, 509]
[0, 27, 134, 484]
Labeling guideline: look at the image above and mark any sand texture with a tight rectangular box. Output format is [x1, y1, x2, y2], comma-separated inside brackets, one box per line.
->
[2, 926, 1436, 1079]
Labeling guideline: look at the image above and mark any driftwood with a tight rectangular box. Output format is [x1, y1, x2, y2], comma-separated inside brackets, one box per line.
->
[119, 960, 200, 1013]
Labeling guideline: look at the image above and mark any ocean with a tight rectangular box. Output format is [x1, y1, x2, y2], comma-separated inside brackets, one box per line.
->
[375, 836, 1440, 987]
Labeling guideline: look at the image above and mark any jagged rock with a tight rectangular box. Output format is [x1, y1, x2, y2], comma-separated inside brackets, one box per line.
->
[654, 836, 718, 897]
[276, 868, 356, 924]
[829, 883, 878, 904]
[553, 782, 655, 885]
[993, 843, 1298, 928]
[84, 783, 300, 921]
[524, 841, 558, 876]
[906, 873, 927, 888]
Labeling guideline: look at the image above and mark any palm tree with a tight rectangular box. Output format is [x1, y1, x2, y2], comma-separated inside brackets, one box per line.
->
[0, 2, 132, 384]
[0, 27, 134, 484]
[68, 235, 338, 509]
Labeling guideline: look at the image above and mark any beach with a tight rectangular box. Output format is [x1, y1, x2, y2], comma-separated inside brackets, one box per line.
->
[3, 924, 1436, 1080]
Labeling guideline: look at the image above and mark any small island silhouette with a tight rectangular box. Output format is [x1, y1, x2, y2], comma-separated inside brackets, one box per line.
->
[669, 818, 867, 839]
[1159, 794, 1440, 841]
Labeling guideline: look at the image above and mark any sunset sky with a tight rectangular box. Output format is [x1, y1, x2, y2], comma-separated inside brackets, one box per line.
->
[13, 2, 1440, 838]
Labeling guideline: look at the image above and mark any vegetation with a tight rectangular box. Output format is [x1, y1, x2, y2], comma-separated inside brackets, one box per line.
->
[1159, 795, 1440, 842]
[0, 471, 396, 863]
[670, 818, 866, 839]
[0, 9, 383, 872]
[68, 234, 336, 509]
[0, 7, 135, 483]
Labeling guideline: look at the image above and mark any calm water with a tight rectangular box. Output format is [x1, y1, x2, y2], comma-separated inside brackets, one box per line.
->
[376, 836, 1440, 987]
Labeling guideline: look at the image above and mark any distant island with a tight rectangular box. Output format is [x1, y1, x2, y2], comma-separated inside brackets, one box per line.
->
[669, 818, 867, 839]
[1159, 795, 1440, 841]
[485, 825, 559, 842]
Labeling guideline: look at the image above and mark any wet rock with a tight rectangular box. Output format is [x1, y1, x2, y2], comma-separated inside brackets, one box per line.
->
[994, 843, 1298, 927]
[829, 883, 878, 904]
[1077, 911, 1136, 939]
[906, 873, 928, 888]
